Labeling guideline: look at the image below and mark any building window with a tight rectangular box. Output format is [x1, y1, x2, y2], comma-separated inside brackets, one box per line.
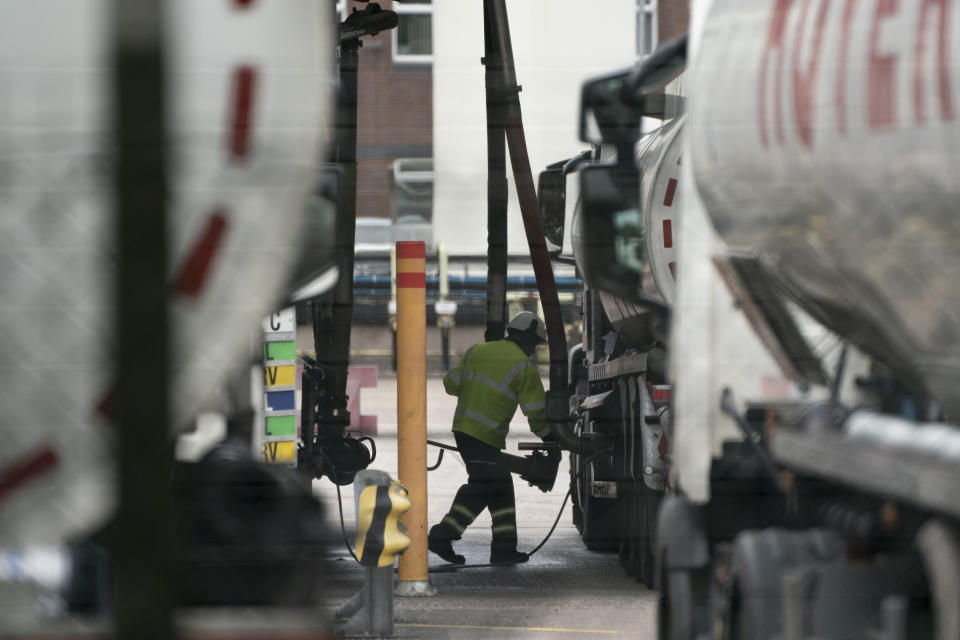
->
[392, 158, 433, 224]
[393, 1, 432, 63]
[636, 0, 657, 58]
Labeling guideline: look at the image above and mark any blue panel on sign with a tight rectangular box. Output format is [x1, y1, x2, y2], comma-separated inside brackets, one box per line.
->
[265, 390, 296, 412]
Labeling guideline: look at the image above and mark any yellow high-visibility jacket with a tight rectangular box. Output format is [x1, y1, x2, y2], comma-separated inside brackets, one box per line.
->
[442, 339, 548, 449]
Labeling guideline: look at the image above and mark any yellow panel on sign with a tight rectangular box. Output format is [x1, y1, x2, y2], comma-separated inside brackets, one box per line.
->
[262, 440, 297, 464]
[264, 365, 296, 387]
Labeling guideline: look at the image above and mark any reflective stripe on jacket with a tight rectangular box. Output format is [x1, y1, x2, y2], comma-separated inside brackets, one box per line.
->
[442, 339, 548, 449]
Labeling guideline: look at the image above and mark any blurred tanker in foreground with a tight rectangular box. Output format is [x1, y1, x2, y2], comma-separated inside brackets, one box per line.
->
[0, 1, 333, 548]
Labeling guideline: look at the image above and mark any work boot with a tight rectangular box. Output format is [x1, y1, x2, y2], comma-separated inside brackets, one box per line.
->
[428, 526, 465, 565]
[489, 549, 529, 565]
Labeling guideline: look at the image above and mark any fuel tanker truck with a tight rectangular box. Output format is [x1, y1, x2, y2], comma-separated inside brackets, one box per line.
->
[550, 0, 960, 638]
[537, 46, 686, 587]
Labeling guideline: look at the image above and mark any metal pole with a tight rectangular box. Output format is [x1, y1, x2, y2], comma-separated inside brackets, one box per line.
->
[311, 37, 360, 450]
[394, 241, 434, 596]
[483, 0, 508, 343]
[438, 242, 450, 301]
[112, 0, 173, 637]
[487, 0, 568, 392]
[438, 242, 451, 370]
[390, 245, 398, 372]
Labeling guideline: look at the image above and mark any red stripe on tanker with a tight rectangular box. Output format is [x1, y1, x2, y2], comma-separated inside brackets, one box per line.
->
[229, 66, 257, 160]
[663, 178, 678, 207]
[752, 0, 955, 148]
[0, 447, 59, 504]
[173, 211, 229, 297]
[639, 117, 683, 303]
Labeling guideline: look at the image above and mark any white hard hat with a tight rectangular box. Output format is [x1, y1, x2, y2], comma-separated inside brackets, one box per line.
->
[506, 311, 547, 343]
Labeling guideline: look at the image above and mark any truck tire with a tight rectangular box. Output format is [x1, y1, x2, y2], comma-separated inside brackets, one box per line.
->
[723, 529, 840, 640]
[655, 496, 712, 640]
[916, 519, 960, 640]
[658, 559, 712, 640]
[619, 478, 661, 586]
[570, 451, 618, 550]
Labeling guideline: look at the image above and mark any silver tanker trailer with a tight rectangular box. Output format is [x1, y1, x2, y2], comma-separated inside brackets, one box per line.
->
[546, 0, 960, 637]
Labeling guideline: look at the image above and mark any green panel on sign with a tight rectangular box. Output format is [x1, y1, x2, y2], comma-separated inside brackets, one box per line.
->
[264, 340, 297, 361]
[267, 415, 297, 437]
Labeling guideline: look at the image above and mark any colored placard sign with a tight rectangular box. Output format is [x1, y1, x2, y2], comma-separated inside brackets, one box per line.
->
[264, 340, 297, 362]
[265, 364, 296, 388]
[262, 440, 296, 463]
[262, 306, 297, 467]
[266, 415, 297, 437]
[262, 308, 295, 334]
[265, 389, 295, 413]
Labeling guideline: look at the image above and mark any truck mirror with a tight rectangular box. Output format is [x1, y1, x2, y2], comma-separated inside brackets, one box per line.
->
[537, 166, 565, 255]
[625, 34, 687, 99]
[578, 68, 637, 147]
[579, 37, 687, 147]
[576, 163, 644, 300]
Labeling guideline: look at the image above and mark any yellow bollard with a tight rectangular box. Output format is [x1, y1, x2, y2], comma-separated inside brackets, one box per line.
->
[355, 481, 411, 567]
[394, 241, 435, 596]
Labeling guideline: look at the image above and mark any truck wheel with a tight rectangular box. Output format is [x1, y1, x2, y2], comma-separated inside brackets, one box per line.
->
[723, 529, 840, 640]
[916, 519, 960, 640]
[619, 479, 661, 586]
[658, 560, 711, 640]
[570, 451, 618, 550]
[655, 495, 713, 640]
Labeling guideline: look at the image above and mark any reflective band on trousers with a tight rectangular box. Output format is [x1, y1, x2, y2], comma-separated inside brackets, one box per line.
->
[452, 503, 476, 521]
[492, 524, 516, 535]
[442, 514, 465, 534]
[454, 406, 503, 431]
[491, 506, 515, 519]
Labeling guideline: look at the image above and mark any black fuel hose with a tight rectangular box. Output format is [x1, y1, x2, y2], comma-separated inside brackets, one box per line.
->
[327, 449, 609, 572]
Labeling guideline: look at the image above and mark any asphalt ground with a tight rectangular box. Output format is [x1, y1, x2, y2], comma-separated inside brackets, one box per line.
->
[315, 375, 657, 639]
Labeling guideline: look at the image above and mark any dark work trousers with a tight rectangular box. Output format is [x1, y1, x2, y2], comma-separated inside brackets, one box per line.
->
[431, 431, 518, 553]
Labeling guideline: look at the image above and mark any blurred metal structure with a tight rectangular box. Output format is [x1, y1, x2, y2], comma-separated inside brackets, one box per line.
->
[111, 0, 173, 637]
[301, 2, 396, 485]
[482, 0, 509, 344]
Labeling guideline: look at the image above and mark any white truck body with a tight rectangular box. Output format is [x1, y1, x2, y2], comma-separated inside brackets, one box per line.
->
[670, 0, 960, 501]
[0, 1, 332, 545]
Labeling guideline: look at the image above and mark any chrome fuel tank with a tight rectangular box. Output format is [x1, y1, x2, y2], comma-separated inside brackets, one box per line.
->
[573, 119, 684, 347]
[689, 0, 960, 415]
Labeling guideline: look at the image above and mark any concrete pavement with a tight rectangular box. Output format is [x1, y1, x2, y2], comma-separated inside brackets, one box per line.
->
[315, 375, 657, 639]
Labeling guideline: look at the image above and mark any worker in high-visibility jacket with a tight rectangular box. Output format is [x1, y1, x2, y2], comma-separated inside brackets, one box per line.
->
[428, 311, 556, 565]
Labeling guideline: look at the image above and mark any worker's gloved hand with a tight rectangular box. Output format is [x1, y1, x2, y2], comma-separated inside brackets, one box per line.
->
[520, 450, 560, 493]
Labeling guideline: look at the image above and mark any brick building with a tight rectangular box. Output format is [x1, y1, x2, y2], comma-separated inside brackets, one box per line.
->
[644, 0, 689, 53]
[344, 0, 689, 232]
[343, 0, 433, 224]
